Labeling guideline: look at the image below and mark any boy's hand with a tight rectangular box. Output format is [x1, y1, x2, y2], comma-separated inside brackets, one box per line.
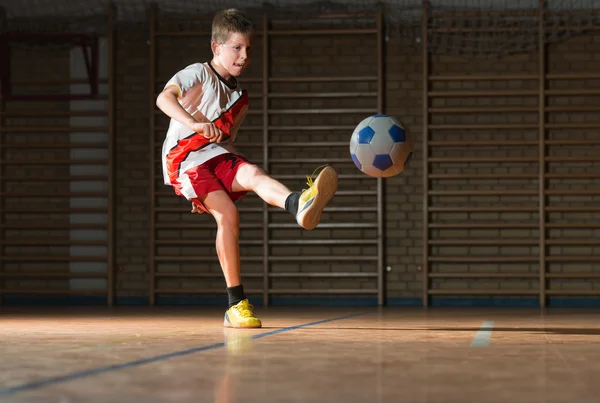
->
[190, 122, 225, 143]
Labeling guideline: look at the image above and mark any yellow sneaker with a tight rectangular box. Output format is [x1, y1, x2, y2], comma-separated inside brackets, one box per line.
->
[223, 299, 262, 328]
[296, 165, 338, 230]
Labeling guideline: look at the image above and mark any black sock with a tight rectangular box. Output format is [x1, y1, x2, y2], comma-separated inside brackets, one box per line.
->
[227, 284, 246, 308]
[284, 192, 300, 216]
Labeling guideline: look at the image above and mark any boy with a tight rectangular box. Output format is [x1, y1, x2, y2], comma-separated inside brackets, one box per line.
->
[156, 8, 338, 328]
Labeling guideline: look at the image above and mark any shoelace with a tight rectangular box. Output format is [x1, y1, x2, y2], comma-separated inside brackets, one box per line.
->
[304, 164, 328, 190]
[234, 303, 255, 317]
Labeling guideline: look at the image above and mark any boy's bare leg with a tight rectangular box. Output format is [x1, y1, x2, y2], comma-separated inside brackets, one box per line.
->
[201, 189, 260, 328]
[202, 190, 241, 287]
[232, 163, 338, 230]
[231, 164, 291, 208]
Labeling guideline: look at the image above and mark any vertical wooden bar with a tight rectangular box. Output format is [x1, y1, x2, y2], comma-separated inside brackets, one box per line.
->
[376, 10, 385, 306]
[538, 0, 547, 308]
[262, 13, 270, 307]
[107, 2, 117, 307]
[421, 1, 430, 307]
[148, 3, 157, 306]
[0, 5, 6, 307]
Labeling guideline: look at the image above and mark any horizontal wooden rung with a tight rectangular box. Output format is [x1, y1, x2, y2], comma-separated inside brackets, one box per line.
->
[268, 108, 376, 115]
[429, 173, 538, 179]
[154, 239, 262, 245]
[428, 74, 538, 81]
[269, 75, 377, 83]
[429, 124, 538, 130]
[1, 111, 108, 117]
[428, 273, 538, 278]
[545, 206, 600, 212]
[0, 289, 107, 295]
[545, 140, 600, 145]
[428, 140, 538, 146]
[545, 239, 600, 245]
[545, 172, 600, 179]
[429, 239, 538, 245]
[428, 289, 539, 295]
[428, 90, 538, 97]
[0, 256, 106, 262]
[429, 157, 538, 163]
[545, 190, 600, 195]
[0, 224, 107, 229]
[0, 127, 107, 133]
[268, 158, 353, 163]
[268, 288, 376, 295]
[545, 156, 600, 162]
[1, 272, 106, 278]
[546, 89, 600, 96]
[269, 28, 378, 36]
[428, 106, 538, 114]
[0, 240, 106, 246]
[546, 223, 600, 228]
[2, 175, 107, 182]
[546, 256, 600, 262]
[268, 92, 377, 98]
[0, 192, 107, 198]
[268, 256, 377, 261]
[544, 106, 600, 112]
[269, 239, 378, 245]
[428, 206, 538, 212]
[0, 160, 107, 166]
[154, 256, 261, 262]
[429, 256, 538, 263]
[546, 73, 600, 80]
[546, 123, 600, 129]
[429, 189, 537, 196]
[153, 273, 263, 278]
[153, 239, 378, 246]
[154, 288, 263, 294]
[1, 208, 107, 214]
[429, 222, 538, 228]
[269, 223, 377, 229]
[269, 272, 376, 278]
[545, 290, 600, 296]
[0, 143, 107, 149]
[546, 273, 600, 279]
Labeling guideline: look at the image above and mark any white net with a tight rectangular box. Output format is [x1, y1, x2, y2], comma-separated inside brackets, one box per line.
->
[1, 0, 599, 56]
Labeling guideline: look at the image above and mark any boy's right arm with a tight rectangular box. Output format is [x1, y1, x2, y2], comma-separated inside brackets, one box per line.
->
[156, 85, 225, 142]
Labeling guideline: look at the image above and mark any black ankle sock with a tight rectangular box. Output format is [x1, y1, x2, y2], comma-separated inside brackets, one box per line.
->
[227, 284, 246, 308]
[284, 192, 300, 216]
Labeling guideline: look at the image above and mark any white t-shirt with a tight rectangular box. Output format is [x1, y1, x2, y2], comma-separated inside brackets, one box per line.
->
[160, 62, 249, 185]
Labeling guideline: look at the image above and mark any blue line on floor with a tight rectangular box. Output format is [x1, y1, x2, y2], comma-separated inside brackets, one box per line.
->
[0, 312, 364, 397]
[470, 320, 494, 347]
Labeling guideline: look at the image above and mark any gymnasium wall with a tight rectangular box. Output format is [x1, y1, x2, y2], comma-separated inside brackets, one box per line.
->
[3, 17, 600, 305]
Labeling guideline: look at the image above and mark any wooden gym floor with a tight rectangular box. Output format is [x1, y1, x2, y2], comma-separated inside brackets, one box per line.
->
[1, 306, 599, 402]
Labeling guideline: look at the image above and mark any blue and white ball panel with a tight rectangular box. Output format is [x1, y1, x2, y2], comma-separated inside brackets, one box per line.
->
[352, 143, 375, 172]
[367, 117, 396, 155]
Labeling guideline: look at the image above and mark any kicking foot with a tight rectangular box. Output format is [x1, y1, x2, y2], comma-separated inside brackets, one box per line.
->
[296, 165, 338, 230]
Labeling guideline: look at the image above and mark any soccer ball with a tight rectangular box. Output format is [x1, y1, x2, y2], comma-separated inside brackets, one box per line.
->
[349, 114, 413, 178]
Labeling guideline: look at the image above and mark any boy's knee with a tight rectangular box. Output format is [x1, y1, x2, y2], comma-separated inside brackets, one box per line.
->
[212, 201, 240, 227]
[243, 163, 265, 178]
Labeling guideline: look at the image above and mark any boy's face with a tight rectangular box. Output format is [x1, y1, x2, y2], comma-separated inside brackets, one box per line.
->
[212, 32, 252, 78]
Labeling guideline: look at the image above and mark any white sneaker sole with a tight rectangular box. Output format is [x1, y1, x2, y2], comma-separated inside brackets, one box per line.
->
[297, 166, 338, 230]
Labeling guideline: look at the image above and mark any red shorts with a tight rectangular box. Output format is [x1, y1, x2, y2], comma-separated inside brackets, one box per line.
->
[171, 153, 250, 214]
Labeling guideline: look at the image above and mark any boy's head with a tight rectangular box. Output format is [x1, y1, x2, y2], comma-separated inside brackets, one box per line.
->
[211, 9, 254, 79]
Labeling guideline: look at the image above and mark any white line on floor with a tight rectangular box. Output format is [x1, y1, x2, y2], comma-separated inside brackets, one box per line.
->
[470, 320, 494, 347]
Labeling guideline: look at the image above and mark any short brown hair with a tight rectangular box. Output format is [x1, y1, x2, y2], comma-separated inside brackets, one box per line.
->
[211, 8, 254, 44]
